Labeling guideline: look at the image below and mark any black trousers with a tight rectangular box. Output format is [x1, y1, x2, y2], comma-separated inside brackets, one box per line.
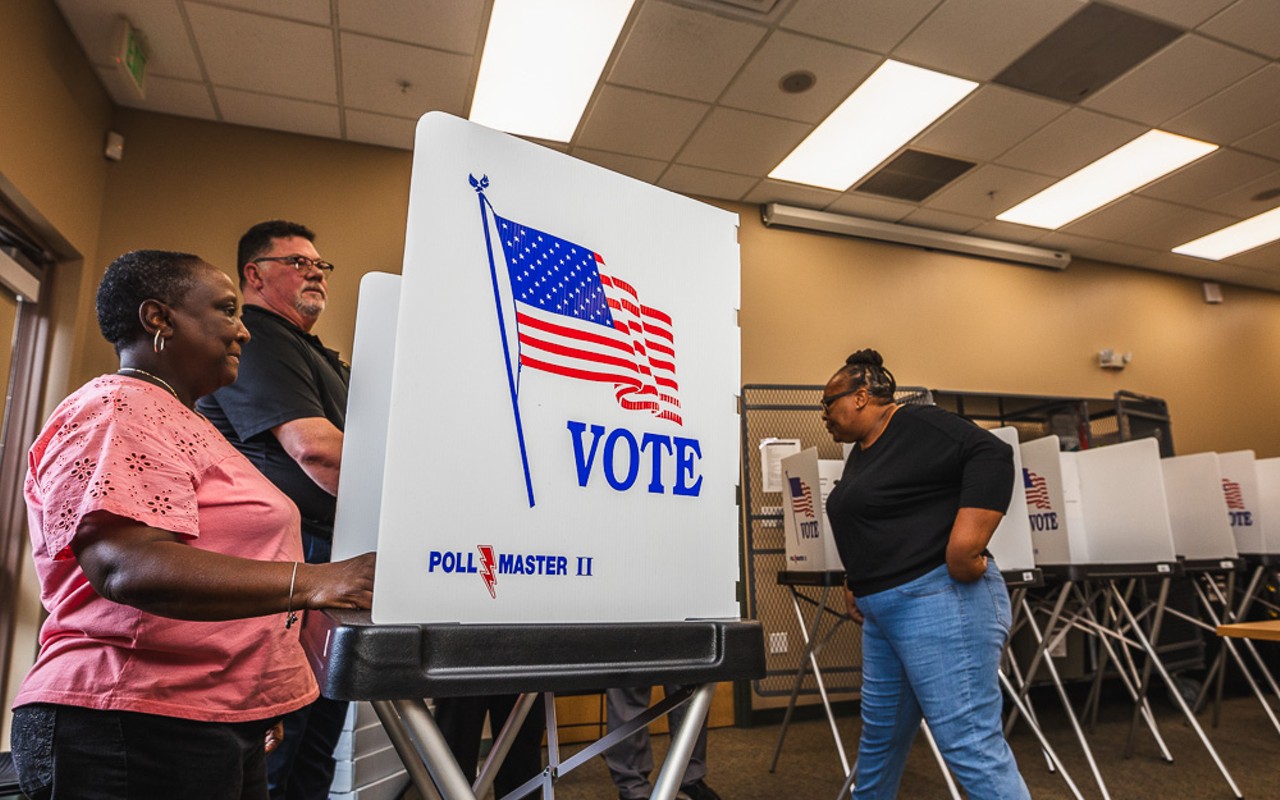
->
[11, 703, 273, 800]
[434, 694, 546, 796]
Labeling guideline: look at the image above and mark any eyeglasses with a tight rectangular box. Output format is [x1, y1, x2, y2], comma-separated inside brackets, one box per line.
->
[820, 389, 857, 410]
[252, 255, 335, 273]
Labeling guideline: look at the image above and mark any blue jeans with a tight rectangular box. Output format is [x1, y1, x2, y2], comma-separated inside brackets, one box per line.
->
[853, 561, 1029, 800]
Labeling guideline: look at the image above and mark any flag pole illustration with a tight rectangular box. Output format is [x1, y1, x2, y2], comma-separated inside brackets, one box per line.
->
[472, 174, 684, 509]
[473, 174, 536, 507]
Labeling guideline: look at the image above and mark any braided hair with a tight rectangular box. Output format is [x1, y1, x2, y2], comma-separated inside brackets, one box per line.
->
[836, 349, 896, 402]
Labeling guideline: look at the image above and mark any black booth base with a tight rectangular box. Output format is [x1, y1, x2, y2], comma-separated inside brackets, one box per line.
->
[301, 610, 766, 701]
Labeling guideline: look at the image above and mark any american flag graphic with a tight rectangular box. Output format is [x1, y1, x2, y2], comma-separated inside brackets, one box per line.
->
[1223, 478, 1246, 511]
[494, 214, 682, 425]
[788, 476, 815, 519]
[1023, 468, 1052, 510]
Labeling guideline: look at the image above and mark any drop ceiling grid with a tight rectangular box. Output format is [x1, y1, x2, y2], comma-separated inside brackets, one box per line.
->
[45, 0, 1280, 290]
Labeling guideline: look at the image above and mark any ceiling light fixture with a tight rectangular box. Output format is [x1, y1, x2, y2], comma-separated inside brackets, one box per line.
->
[768, 60, 977, 191]
[761, 203, 1070, 270]
[997, 130, 1217, 230]
[469, 0, 634, 142]
[1172, 205, 1280, 260]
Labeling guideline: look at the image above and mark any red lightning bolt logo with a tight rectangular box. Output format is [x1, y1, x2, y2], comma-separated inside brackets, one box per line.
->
[478, 545, 497, 599]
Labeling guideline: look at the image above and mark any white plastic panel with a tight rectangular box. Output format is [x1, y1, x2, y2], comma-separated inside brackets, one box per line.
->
[1074, 439, 1177, 565]
[1161, 452, 1238, 561]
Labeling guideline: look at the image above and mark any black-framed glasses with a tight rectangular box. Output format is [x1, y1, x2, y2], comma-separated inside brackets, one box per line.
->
[252, 255, 335, 273]
[820, 389, 857, 410]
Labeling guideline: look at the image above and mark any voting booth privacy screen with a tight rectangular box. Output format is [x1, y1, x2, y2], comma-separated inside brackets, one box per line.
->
[335, 113, 742, 624]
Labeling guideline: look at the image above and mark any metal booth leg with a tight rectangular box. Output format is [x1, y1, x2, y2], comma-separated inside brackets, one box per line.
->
[651, 683, 716, 800]
[372, 700, 444, 800]
[392, 697, 481, 800]
[474, 691, 538, 799]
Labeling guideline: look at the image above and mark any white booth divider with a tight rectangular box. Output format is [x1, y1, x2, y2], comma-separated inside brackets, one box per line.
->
[988, 427, 1036, 575]
[1019, 435, 1087, 566]
[779, 448, 843, 572]
[334, 113, 742, 624]
[1218, 450, 1267, 555]
[1073, 438, 1177, 566]
[1160, 452, 1238, 563]
[1253, 457, 1280, 555]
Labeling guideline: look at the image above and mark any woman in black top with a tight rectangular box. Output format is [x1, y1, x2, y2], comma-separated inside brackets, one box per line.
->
[822, 349, 1029, 800]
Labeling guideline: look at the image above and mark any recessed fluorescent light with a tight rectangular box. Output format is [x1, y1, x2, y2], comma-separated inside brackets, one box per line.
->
[1172, 205, 1280, 260]
[997, 130, 1217, 229]
[470, 0, 634, 142]
[768, 60, 977, 191]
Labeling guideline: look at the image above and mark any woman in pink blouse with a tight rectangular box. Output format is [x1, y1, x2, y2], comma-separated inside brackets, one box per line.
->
[10, 250, 375, 800]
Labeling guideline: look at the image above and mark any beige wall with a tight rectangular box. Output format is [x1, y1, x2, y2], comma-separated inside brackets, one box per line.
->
[0, 0, 113, 750]
[89, 109, 414, 377]
[88, 114, 1280, 458]
[737, 207, 1280, 457]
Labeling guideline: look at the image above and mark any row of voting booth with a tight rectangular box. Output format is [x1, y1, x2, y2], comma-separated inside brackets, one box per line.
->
[776, 421, 1280, 800]
[303, 113, 1276, 800]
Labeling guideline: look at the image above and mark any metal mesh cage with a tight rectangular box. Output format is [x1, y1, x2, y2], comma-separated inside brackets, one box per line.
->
[740, 385, 932, 699]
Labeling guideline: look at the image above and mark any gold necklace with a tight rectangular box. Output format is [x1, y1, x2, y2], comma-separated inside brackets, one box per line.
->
[117, 367, 181, 401]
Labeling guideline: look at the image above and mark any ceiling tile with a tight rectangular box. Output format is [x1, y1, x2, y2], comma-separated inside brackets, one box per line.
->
[922, 164, 1057, 217]
[193, 0, 330, 26]
[718, 31, 881, 123]
[658, 165, 758, 202]
[55, 0, 203, 79]
[1198, 0, 1280, 58]
[743, 179, 840, 207]
[1101, 0, 1236, 28]
[215, 88, 340, 139]
[340, 33, 471, 118]
[576, 85, 709, 161]
[1138, 147, 1280, 204]
[1060, 195, 1183, 240]
[99, 68, 216, 119]
[337, 0, 484, 52]
[606, 0, 767, 102]
[570, 148, 669, 184]
[1225, 239, 1280, 270]
[1124, 206, 1238, 250]
[1164, 63, 1280, 144]
[914, 85, 1068, 162]
[892, 0, 1085, 82]
[344, 109, 416, 150]
[966, 219, 1049, 244]
[1234, 121, 1280, 161]
[1200, 168, 1280, 216]
[1143, 251, 1280, 289]
[1081, 34, 1265, 126]
[995, 108, 1147, 177]
[899, 208, 984, 233]
[778, 0, 942, 53]
[1031, 231, 1161, 267]
[825, 193, 916, 222]
[676, 107, 811, 175]
[188, 4, 337, 103]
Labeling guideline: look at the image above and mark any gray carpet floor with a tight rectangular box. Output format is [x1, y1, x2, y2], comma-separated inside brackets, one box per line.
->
[531, 690, 1279, 799]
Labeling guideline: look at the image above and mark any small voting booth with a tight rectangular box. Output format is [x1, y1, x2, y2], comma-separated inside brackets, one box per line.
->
[1218, 450, 1266, 556]
[779, 448, 843, 572]
[987, 427, 1038, 583]
[306, 113, 763, 800]
[1160, 453, 1238, 566]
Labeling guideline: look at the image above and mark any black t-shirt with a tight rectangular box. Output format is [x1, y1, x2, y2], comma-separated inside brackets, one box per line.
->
[825, 404, 1014, 596]
[197, 305, 350, 539]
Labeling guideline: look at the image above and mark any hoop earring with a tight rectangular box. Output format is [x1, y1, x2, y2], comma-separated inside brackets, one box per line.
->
[153, 330, 165, 353]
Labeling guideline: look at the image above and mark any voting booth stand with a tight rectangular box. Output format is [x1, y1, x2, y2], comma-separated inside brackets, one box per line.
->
[306, 114, 764, 800]
[1197, 452, 1280, 735]
[1012, 438, 1244, 800]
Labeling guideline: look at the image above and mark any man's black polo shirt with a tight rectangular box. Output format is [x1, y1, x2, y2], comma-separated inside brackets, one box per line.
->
[197, 304, 350, 540]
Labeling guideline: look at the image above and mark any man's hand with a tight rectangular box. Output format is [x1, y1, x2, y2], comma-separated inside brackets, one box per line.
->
[264, 721, 285, 754]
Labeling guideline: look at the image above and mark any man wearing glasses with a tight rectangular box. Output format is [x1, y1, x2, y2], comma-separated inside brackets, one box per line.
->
[198, 219, 349, 800]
